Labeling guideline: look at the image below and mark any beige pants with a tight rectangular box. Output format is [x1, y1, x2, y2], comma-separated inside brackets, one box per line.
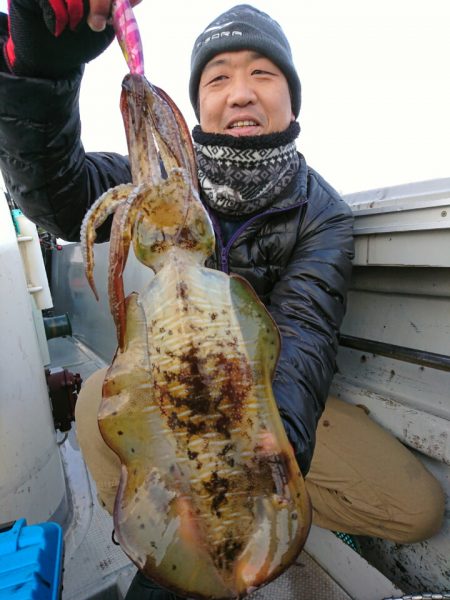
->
[75, 368, 444, 544]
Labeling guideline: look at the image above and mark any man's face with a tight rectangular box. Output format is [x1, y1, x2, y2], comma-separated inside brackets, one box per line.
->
[198, 50, 295, 136]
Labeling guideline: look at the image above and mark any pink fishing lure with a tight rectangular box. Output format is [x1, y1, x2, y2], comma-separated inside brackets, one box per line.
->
[112, 0, 145, 75]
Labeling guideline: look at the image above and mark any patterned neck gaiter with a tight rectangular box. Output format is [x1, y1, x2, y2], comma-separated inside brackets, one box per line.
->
[192, 122, 300, 217]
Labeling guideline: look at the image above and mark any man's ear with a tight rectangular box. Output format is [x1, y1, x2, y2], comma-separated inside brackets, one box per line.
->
[290, 112, 295, 122]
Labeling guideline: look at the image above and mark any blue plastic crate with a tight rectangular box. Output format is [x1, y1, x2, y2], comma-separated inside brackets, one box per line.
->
[0, 518, 63, 600]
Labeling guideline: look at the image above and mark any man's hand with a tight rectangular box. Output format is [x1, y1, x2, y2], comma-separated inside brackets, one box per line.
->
[2, 0, 119, 78]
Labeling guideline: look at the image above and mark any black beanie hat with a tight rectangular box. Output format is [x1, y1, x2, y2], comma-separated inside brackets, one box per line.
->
[189, 4, 301, 120]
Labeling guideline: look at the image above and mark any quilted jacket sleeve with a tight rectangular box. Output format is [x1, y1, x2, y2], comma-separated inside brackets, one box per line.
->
[269, 170, 354, 475]
[0, 18, 131, 242]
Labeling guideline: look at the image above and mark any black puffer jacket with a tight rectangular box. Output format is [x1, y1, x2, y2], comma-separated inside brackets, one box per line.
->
[0, 26, 354, 474]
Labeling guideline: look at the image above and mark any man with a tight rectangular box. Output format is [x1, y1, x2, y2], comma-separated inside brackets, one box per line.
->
[0, 3, 444, 599]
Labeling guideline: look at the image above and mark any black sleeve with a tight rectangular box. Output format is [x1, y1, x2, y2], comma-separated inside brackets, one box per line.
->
[0, 21, 131, 242]
[269, 170, 354, 475]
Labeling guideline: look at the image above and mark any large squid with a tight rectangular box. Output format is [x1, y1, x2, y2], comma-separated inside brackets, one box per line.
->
[80, 2, 311, 598]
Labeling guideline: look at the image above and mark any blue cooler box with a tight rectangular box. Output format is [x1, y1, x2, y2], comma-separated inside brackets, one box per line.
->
[0, 518, 63, 599]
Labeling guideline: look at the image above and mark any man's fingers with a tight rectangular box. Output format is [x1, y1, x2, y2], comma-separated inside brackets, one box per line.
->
[87, 0, 142, 32]
[87, 0, 112, 31]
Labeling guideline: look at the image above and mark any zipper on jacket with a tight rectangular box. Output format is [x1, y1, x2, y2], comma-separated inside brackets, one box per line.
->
[205, 208, 227, 272]
[217, 199, 307, 274]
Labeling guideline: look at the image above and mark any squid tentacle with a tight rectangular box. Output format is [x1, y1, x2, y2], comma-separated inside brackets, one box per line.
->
[108, 183, 147, 349]
[153, 85, 198, 188]
[81, 183, 134, 299]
